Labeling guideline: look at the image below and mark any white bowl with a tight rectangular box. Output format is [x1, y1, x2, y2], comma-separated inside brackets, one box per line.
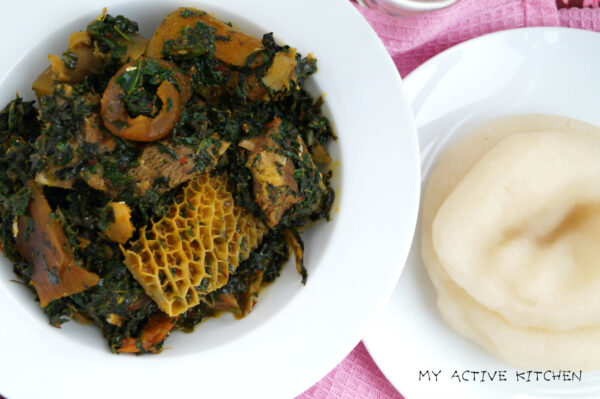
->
[0, 1, 420, 398]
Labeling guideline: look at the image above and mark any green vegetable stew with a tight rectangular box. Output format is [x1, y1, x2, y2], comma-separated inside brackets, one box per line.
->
[0, 7, 334, 354]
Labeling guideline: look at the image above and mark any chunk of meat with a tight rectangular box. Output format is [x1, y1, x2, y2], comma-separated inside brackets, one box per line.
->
[119, 34, 149, 63]
[131, 137, 230, 196]
[283, 229, 307, 284]
[132, 143, 196, 195]
[106, 313, 125, 327]
[235, 269, 264, 318]
[82, 112, 117, 151]
[210, 270, 263, 320]
[90, 9, 149, 64]
[309, 143, 331, 164]
[239, 117, 301, 227]
[103, 202, 135, 244]
[35, 169, 75, 189]
[33, 33, 148, 101]
[224, 50, 298, 101]
[147, 7, 262, 67]
[211, 293, 242, 315]
[36, 113, 115, 191]
[226, 71, 269, 102]
[147, 8, 302, 103]
[32, 68, 55, 101]
[48, 32, 102, 83]
[14, 183, 99, 307]
[117, 314, 177, 353]
[262, 49, 297, 91]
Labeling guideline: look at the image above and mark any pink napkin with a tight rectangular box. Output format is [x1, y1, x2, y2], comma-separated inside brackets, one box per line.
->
[357, 0, 600, 77]
[297, 1, 600, 398]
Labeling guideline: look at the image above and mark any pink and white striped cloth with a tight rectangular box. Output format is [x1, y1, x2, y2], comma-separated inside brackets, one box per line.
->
[355, 0, 600, 78]
[298, 1, 600, 398]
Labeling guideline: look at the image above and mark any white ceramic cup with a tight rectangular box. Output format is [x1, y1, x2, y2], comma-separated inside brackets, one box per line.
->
[357, 0, 460, 16]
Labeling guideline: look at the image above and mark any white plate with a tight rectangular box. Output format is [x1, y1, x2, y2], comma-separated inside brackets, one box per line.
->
[363, 27, 600, 399]
[0, 1, 420, 398]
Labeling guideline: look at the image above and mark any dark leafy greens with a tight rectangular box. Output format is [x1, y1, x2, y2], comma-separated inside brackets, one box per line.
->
[0, 9, 335, 354]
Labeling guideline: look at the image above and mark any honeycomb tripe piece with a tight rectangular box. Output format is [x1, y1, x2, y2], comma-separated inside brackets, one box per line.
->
[121, 173, 267, 317]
